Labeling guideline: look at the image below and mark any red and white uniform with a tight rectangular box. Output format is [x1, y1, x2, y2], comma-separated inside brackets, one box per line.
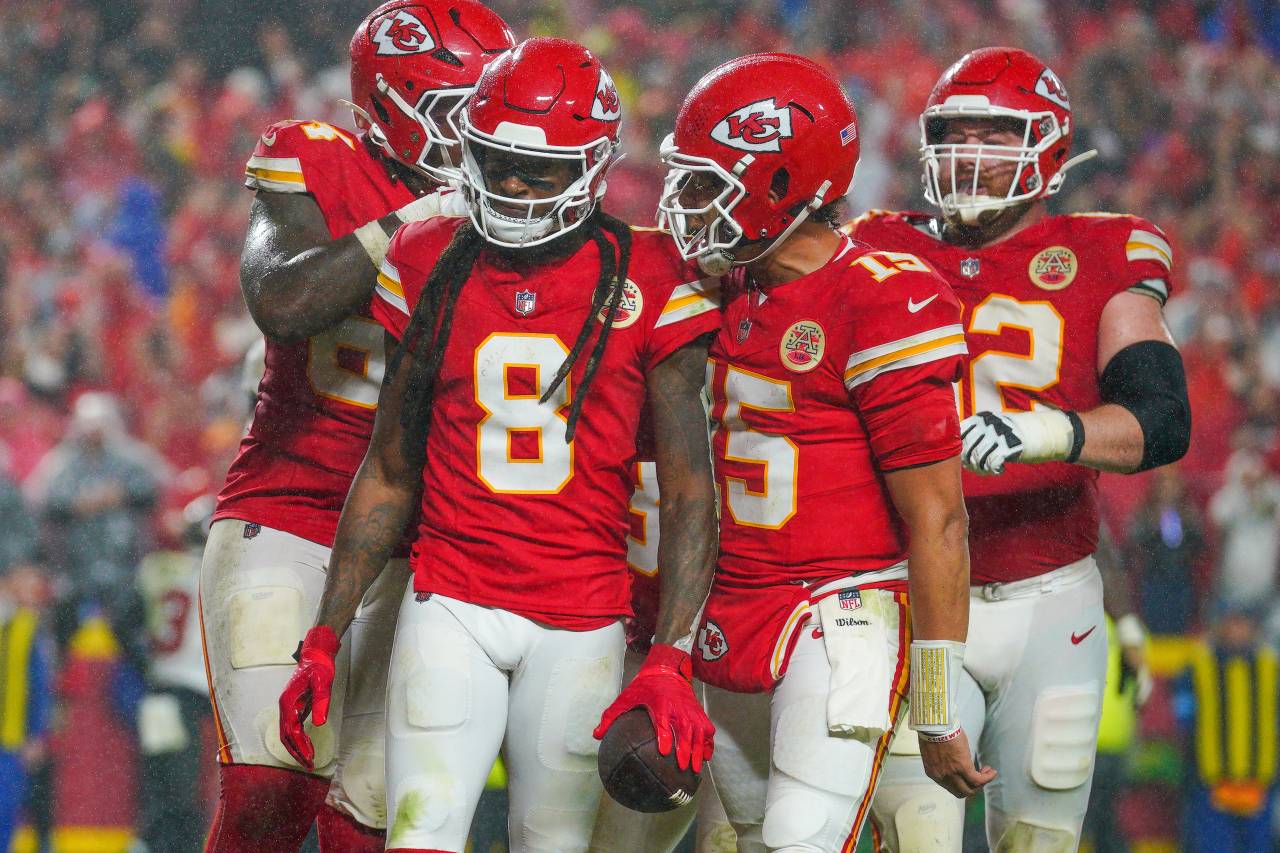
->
[696, 237, 965, 694]
[216, 119, 460, 543]
[372, 218, 719, 627]
[696, 239, 965, 853]
[200, 120, 461, 828]
[847, 210, 1173, 583]
[371, 218, 720, 852]
[848, 210, 1174, 850]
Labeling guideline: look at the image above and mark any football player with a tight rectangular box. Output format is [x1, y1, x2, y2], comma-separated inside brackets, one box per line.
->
[848, 47, 1190, 852]
[660, 53, 990, 852]
[200, 3, 514, 851]
[275, 38, 721, 853]
[589, 459, 736, 853]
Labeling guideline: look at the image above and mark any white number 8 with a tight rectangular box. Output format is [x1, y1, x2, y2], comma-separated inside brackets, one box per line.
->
[474, 333, 575, 494]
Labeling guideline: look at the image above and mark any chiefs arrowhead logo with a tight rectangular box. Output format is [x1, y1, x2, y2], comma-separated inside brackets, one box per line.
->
[1034, 68, 1070, 110]
[698, 620, 728, 661]
[372, 10, 436, 56]
[711, 98, 794, 153]
[590, 69, 622, 122]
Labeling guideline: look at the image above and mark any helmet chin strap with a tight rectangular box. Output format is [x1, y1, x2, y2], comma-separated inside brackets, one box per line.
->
[697, 180, 833, 277]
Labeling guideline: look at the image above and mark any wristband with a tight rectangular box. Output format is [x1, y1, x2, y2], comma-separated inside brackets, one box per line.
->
[1065, 410, 1085, 463]
[1011, 409, 1074, 463]
[909, 640, 965, 735]
[918, 725, 962, 744]
[353, 219, 392, 269]
[394, 193, 444, 223]
[1116, 613, 1146, 649]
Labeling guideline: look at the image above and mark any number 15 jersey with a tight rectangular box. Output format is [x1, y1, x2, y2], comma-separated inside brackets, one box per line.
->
[372, 219, 720, 628]
[709, 236, 966, 587]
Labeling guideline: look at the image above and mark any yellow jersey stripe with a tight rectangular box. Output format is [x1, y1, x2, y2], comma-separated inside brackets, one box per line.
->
[1126, 242, 1172, 270]
[376, 269, 404, 299]
[245, 166, 305, 185]
[844, 333, 967, 382]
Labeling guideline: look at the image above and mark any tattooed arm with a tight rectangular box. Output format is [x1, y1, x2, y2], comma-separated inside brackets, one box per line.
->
[314, 331, 425, 635]
[648, 335, 718, 647]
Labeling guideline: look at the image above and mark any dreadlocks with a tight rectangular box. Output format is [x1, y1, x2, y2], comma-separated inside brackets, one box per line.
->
[389, 210, 633, 462]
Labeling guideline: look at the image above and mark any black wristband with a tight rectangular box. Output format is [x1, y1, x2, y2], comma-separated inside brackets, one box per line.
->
[1065, 410, 1086, 464]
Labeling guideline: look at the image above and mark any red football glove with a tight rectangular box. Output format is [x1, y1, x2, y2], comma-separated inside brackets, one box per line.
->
[278, 625, 340, 770]
[593, 643, 716, 773]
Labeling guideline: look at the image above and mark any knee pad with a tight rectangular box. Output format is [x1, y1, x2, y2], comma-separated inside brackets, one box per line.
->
[388, 775, 464, 843]
[538, 655, 621, 772]
[993, 819, 1076, 853]
[893, 790, 963, 853]
[762, 793, 828, 850]
[228, 579, 305, 669]
[402, 663, 470, 731]
[332, 737, 387, 829]
[1030, 685, 1101, 790]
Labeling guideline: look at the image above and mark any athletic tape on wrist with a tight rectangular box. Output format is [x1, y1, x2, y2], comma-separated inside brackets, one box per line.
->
[394, 193, 443, 223]
[909, 640, 965, 734]
[353, 219, 391, 269]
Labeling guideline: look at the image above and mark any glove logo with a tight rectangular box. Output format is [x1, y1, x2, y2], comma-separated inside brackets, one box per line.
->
[591, 69, 622, 122]
[697, 620, 728, 661]
[1028, 245, 1077, 290]
[372, 10, 436, 56]
[597, 279, 642, 329]
[779, 319, 825, 373]
[711, 99, 794, 153]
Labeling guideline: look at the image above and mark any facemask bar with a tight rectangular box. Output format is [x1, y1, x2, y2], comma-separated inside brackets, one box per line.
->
[366, 74, 474, 184]
[656, 134, 749, 265]
[919, 104, 1063, 221]
[458, 113, 618, 249]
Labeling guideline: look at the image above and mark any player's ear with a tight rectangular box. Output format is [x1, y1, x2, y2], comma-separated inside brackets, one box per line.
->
[769, 168, 789, 205]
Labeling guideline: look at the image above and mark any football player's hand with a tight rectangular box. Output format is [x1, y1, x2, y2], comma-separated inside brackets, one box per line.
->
[960, 409, 1075, 475]
[593, 643, 716, 773]
[918, 727, 997, 798]
[278, 625, 341, 770]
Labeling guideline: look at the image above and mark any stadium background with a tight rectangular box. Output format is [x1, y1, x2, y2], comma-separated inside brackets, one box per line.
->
[0, 0, 1278, 850]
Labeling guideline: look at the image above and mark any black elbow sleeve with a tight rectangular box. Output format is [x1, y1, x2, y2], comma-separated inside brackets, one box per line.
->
[1099, 340, 1191, 471]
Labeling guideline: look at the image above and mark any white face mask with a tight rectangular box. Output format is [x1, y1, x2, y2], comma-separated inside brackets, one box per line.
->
[458, 115, 618, 249]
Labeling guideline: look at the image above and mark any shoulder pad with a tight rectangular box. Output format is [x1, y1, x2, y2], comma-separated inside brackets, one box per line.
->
[244, 120, 362, 194]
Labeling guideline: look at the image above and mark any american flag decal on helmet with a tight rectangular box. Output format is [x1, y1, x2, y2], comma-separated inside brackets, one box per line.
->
[839, 122, 857, 146]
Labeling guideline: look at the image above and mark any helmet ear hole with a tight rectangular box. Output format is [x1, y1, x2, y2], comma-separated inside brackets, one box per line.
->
[769, 167, 790, 204]
[371, 94, 392, 125]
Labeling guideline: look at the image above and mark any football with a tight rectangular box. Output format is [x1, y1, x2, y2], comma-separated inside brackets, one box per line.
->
[597, 708, 701, 813]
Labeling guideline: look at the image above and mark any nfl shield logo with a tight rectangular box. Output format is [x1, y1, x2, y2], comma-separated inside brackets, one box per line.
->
[960, 258, 980, 279]
[838, 589, 862, 610]
[514, 289, 536, 316]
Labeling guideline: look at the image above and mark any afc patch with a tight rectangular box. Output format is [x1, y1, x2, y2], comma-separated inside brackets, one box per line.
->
[1028, 245, 1078, 290]
[779, 319, 825, 373]
[597, 279, 643, 329]
[838, 589, 862, 610]
[242, 522, 261, 539]
[698, 620, 729, 661]
[514, 289, 537, 316]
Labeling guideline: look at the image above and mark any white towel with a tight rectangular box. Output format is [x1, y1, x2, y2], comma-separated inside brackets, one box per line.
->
[817, 586, 899, 741]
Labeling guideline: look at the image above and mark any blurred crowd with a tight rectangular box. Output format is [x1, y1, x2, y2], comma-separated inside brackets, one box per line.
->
[0, 0, 1278, 849]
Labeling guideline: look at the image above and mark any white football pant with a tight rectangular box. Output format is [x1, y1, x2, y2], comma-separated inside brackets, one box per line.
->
[705, 609, 906, 853]
[869, 557, 1107, 853]
[384, 590, 625, 852]
[198, 518, 403, 829]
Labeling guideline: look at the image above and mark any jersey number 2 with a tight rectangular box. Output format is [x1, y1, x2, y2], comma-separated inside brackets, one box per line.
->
[961, 294, 1065, 415]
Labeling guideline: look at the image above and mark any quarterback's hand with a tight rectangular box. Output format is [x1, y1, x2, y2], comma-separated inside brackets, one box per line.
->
[960, 409, 1075, 475]
[918, 727, 997, 798]
[593, 644, 716, 773]
[278, 626, 341, 770]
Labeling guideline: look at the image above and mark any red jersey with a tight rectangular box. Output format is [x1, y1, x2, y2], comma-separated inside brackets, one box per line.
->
[215, 119, 460, 546]
[709, 236, 966, 589]
[371, 219, 720, 628]
[846, 210, 1174, 583]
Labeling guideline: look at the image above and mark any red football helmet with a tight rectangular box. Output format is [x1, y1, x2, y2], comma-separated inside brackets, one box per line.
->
[920, 47, 1095, 222]
[349, 0, 514, 183]
[658, 53, 858, 275]
[458, 37, 623, 247]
